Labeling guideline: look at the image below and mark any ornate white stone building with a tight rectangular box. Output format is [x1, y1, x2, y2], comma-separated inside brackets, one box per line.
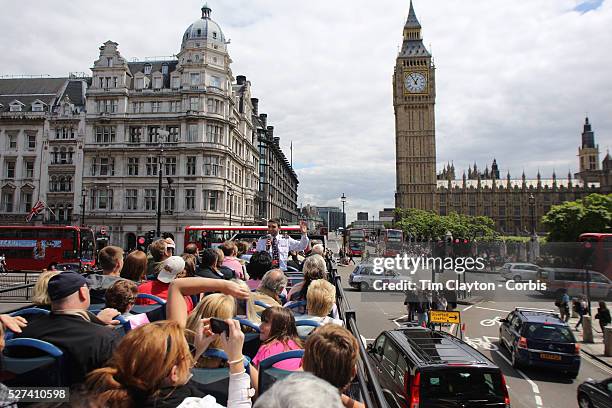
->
[83, 4, 261, 250]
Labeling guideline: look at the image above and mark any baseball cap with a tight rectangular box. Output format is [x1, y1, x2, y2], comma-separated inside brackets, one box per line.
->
[164, 237, 176, 249]
[157, 256, 185, 283]
[47, 271, 87, 301]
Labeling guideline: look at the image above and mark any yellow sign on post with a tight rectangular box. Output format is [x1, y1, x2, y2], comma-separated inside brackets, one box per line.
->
[429, 310, 461, 324]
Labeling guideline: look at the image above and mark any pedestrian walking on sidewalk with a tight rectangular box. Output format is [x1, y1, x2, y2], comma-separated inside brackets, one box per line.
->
[574, 295, 588, 330]
[555, 288, 570, 322]
[594, 301, 611, 333]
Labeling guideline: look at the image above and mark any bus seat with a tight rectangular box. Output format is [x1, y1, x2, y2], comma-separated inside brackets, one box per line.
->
[295, 319, 321, 340]
[235, 318, 261, 359]
[190, 348, 250, 404]
[284, 300, 307, 315]
[257, 350, 305, 395]
[132, 293, 166, 320]
[0, 338, 64, 387]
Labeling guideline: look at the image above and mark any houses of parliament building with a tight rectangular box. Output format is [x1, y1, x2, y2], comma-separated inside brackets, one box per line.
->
[394, 1, 611, 234]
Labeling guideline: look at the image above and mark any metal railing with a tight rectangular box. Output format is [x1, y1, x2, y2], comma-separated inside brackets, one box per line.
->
[0, 272, 40, 302]
[329, 261, 390, 408]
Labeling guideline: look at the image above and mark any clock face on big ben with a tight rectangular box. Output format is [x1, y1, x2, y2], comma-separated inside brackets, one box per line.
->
[404, 71, 428, 94]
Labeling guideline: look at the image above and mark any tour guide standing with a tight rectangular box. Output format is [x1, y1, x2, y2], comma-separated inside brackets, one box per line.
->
[256, 218, 309, 271]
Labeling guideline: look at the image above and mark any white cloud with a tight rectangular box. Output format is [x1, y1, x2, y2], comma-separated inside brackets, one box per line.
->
[1, 0, 610, 222]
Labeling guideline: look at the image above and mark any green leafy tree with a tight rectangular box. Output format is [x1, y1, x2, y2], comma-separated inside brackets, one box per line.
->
[542, 193, 612, 241]
[394, 208, 497, 240]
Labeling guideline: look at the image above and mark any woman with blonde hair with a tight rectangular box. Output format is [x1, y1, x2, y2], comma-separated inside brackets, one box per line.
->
[85, 320, 250, 408]
[186, 293, 236, 368]
[120, 250, 148, 282]
[304, 279, 344, 326]
[32, 269, 60, 309]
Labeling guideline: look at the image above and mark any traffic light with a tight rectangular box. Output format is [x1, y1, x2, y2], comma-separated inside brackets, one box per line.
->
[137, 235, 146, 252]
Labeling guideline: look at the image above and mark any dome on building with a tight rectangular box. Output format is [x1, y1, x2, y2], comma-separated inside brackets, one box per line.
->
[181, 3, 226, 50]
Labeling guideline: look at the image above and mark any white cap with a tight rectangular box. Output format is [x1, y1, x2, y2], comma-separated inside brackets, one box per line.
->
[165, 237, 176, 249]
[157, 256, 185, 283]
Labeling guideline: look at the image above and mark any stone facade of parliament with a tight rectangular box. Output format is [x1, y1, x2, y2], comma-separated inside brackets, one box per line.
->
[394, 1, 611, 234]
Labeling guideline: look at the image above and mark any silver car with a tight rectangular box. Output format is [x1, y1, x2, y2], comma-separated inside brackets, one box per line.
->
[348, 264, 406, 292]
[500, 262, 542, 282]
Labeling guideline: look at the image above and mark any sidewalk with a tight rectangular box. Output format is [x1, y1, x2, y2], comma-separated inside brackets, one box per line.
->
[568, 303, 612, 368]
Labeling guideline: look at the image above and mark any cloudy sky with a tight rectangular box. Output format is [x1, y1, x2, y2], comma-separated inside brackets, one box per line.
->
[2, 0, 610, 222]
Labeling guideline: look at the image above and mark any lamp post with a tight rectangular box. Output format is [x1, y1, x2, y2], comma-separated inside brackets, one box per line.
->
[341, 193, 347, 254]
[80, 188, 87, 227]
[156, 129, 169, 237]
[228, 187, 234, 226]
[528, 193, 536, 235]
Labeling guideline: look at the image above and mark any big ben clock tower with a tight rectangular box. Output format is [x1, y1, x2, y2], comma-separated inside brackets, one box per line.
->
[394, 1, 437, 211]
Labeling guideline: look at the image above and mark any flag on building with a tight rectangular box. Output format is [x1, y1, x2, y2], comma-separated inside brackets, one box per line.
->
[25, 200, 46, 222]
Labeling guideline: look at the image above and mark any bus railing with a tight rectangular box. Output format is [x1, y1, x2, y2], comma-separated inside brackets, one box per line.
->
[330, 262, 390, 408]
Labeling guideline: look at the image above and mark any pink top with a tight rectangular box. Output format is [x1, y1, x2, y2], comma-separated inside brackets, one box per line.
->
[252, 339, 302, 370]
[222, 257, 245, 279]
[246, 279, 261, 291]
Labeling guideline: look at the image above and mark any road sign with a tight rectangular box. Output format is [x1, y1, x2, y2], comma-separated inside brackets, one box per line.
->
[429, 310, 461, 324]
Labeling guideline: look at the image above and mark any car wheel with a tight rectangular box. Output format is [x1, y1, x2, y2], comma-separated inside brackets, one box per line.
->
[511, 349, 521, 369]
[578, 393, 593, 408]
[513, 275, 522, 282]
[360, 282, 369, 292]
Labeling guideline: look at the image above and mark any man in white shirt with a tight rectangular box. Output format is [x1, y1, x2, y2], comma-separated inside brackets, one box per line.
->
[256, 219, 309, 271]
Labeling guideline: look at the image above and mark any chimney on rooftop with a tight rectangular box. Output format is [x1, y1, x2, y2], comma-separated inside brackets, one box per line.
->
[251, 98, 259, 115]
[260, 113, 267, 128]
[236, 75, 246, 85]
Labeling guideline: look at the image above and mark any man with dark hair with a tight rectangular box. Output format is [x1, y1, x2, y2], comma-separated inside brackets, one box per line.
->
[195, 248, 225, 280]
[13, 272, 121, 385]
[183, 243, 201, 266]
[256, 219, 309, 271]
[246, 251, 273, 290]
[147, 239, 170, 276]
[86, 245, 125, 304]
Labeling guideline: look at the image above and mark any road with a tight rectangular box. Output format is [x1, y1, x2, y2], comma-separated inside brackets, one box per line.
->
[327, 236, 612, 408]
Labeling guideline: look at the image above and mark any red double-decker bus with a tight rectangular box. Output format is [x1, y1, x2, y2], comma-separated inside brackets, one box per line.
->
[0, 226, 96, 272]
[184, 225, 302, 251]
[578, 233, 612, 277]
[347, 228, 366, 256]
[380, 229, 403, 257]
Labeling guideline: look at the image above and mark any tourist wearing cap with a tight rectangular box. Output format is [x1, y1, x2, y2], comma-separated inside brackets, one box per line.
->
[165, 237, 176, 256]
[137, 256, 194, 313]
[13, 271, 122, 385]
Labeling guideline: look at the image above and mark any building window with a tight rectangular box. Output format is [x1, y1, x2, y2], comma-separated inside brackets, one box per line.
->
[22, 191, 32, 212]
[129, 127, 142, 143]
[162, 64, 169, 75]
[146, 157, 158, 176]
[163, 189, 175, 212]
[151, 101, 161, 112]
[204, 190, 219, 211]
[210, 76, 221, 88]
[2, 191, 14, 212]
[9, 103, 22, 112]
[144, 64, 152, 75]
[145, 189, 157, 211]
[203, 156, 221, 176]
[127, 157, 139, 176]
[132, 101, 144, 113]
[186, 156, 196, 176]
[126, 189, 138, 210]
[107, 57, 113, 67]
[32, 103, 44, 112]
[24, 161, 34, 178]
[206, 124, 223, 144]
[99, 158, 114, 176]
[147, 126, 160, 143]
[167, 126, 180, 142]
[185, 189, 195, 211]
[95, 126, 116, 143]
[190, 97, 199, 111]
[6, 162, 15, 179]
[190, 73, 200, 86]
[207, 99, 224, 114]
[27, 134, 36, 150]
[187, 124, 198, 142]
[94, 189, 113, 210]
[165, 157, 177, 176]
[7, 134, 17, 149]
[498, 206, 506, 217]
[170, 101, 181, 112]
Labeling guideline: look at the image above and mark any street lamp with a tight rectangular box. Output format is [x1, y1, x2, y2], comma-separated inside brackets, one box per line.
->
[81, 188, 87, 227]
[341, 193, 347, 254]
[156, 129, 169, 237]
[228, 187, 234, 226]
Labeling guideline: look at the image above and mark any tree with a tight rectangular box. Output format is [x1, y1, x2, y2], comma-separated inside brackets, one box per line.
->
[542, 193, 612, 242]
[394, 208, 497, 240]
